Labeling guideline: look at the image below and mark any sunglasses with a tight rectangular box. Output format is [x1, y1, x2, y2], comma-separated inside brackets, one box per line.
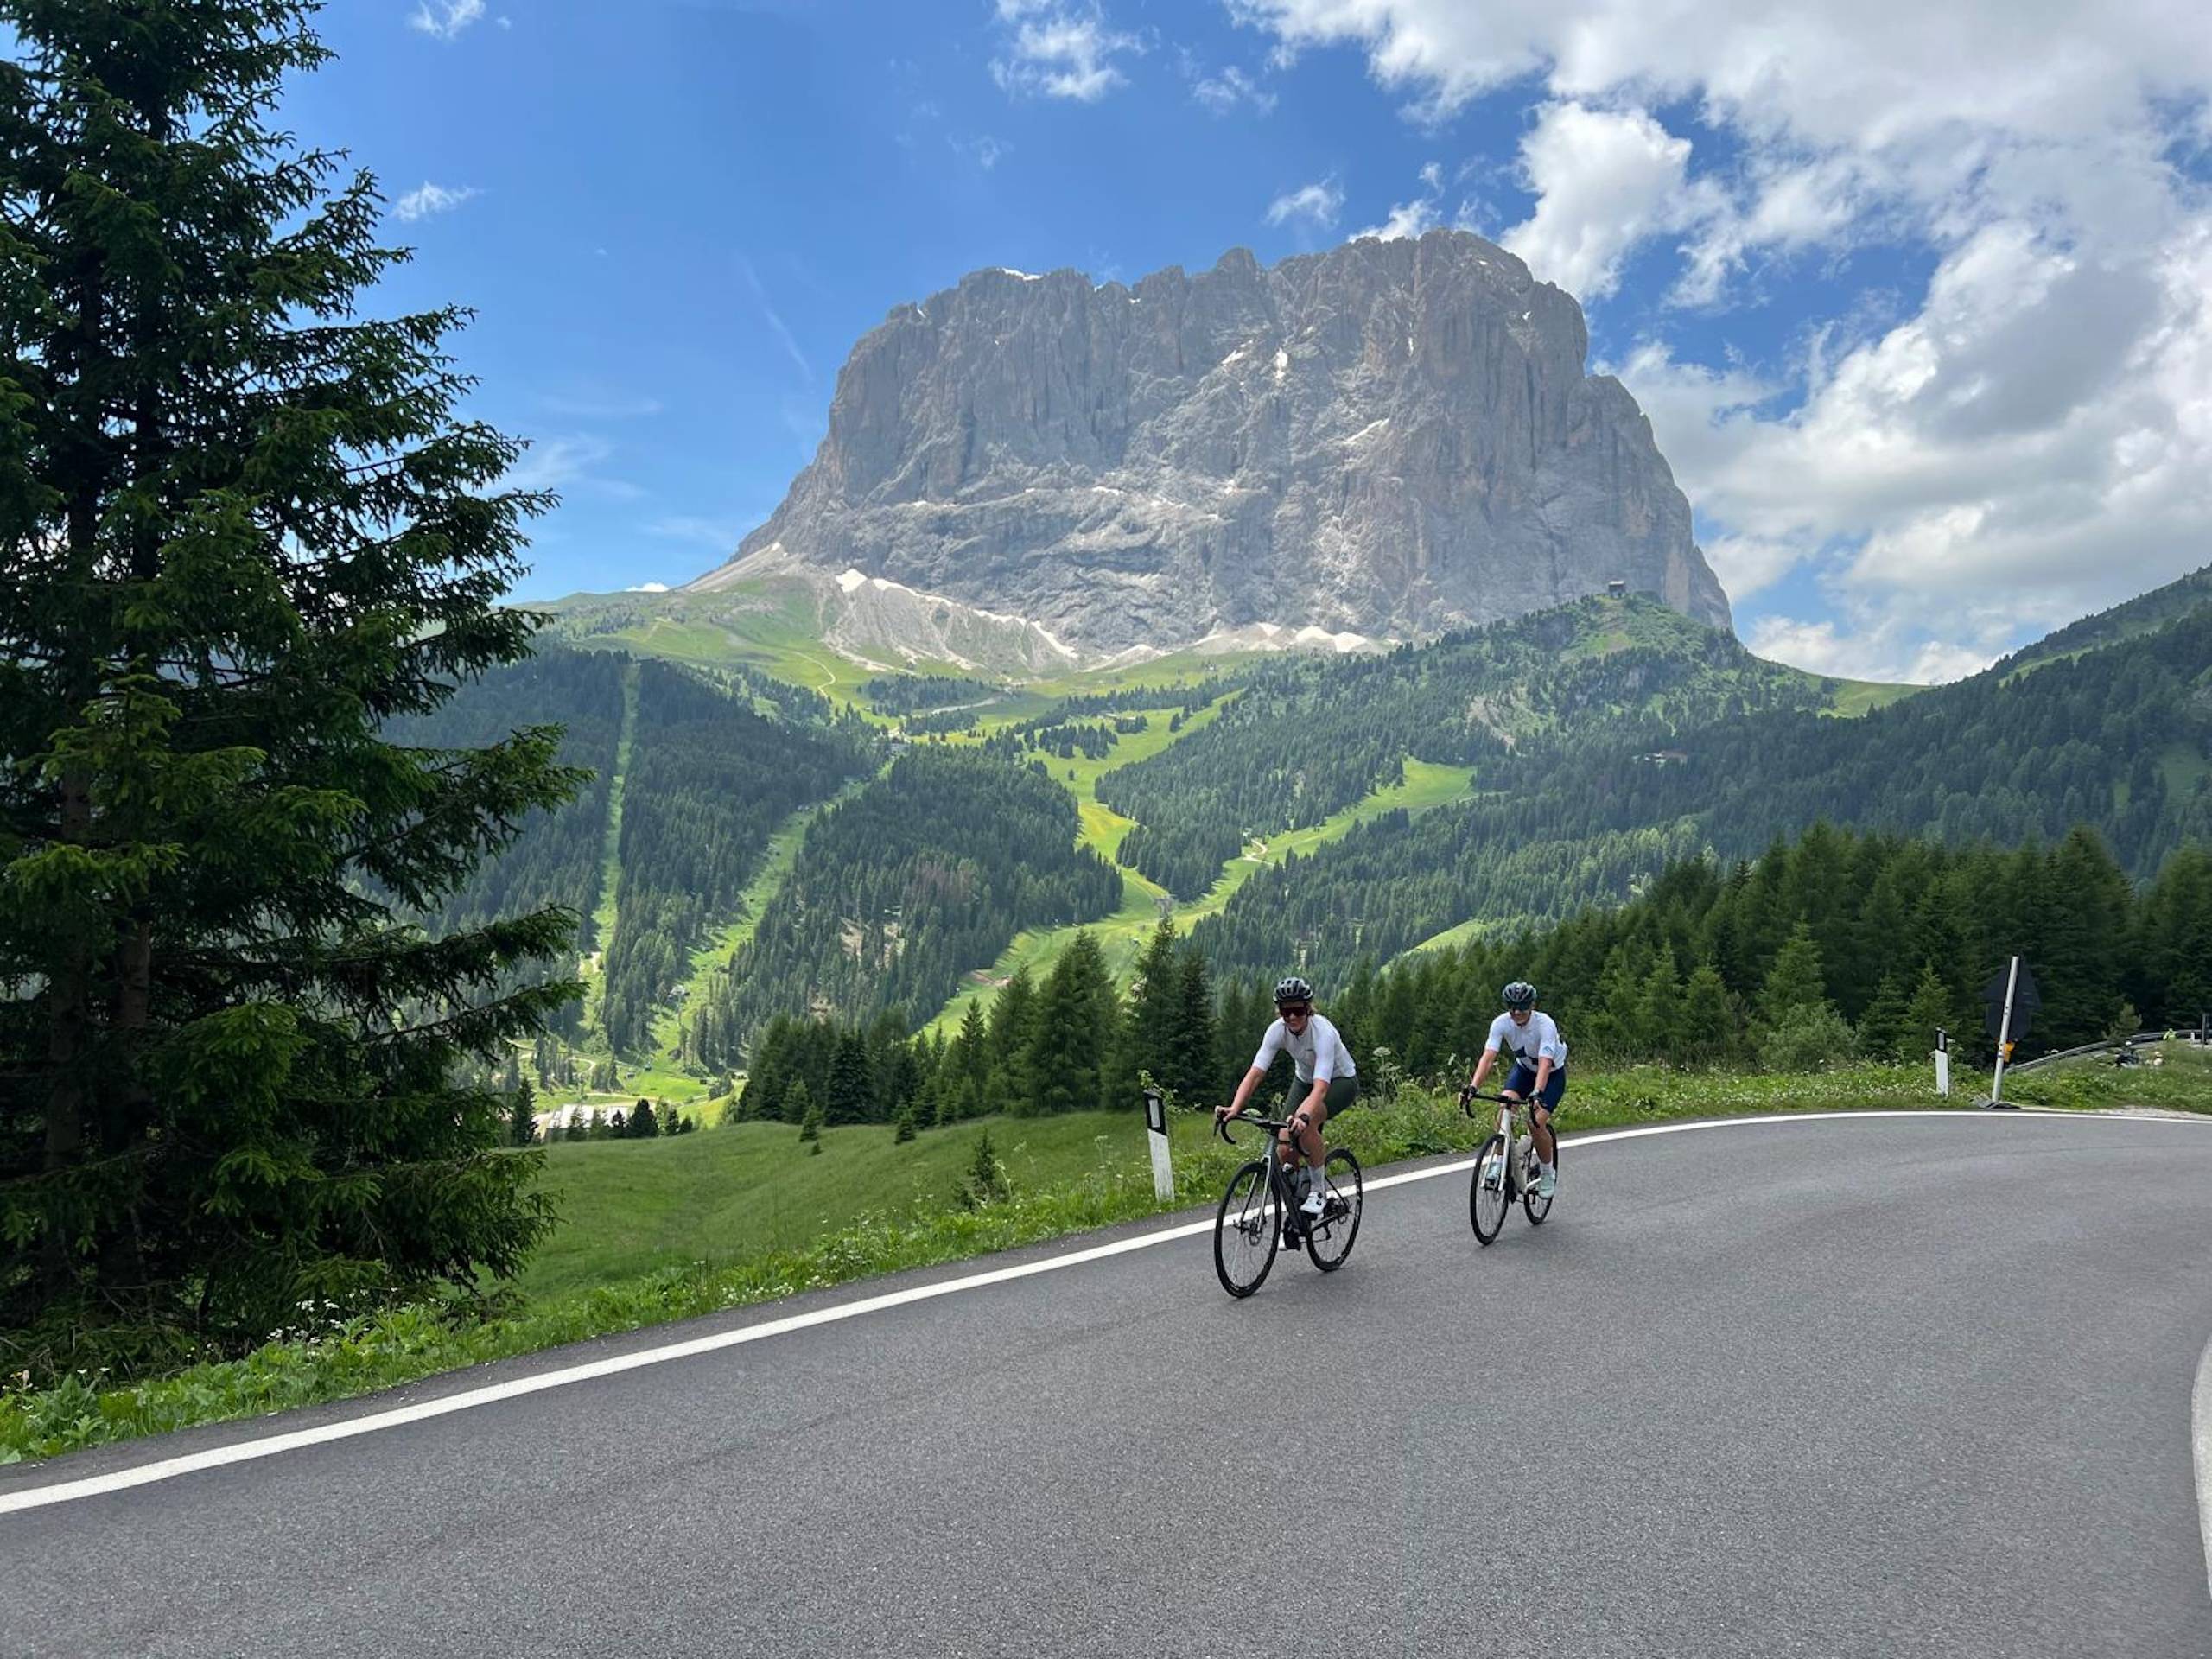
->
[1280, 1004, 1313, 1019]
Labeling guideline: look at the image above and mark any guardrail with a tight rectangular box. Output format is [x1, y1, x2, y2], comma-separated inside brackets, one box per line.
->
[2005, 1029, 2208, 1076]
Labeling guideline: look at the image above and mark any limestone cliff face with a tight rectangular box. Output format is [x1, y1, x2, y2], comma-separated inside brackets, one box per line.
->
[691, 231, 1732, 652]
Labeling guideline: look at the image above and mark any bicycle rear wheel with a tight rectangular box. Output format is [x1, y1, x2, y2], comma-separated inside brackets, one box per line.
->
[1470, 1134, 1509, 1245]
[1306, 1148, 1363, 1271]
[1522, 1138, 1557, 1226]
[1214, 1160, 1280, 1298]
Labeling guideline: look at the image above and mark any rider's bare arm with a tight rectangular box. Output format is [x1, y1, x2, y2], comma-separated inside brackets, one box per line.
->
[1468, 1046, 1498, 1094]
[1219, 1065, 1267, 1118]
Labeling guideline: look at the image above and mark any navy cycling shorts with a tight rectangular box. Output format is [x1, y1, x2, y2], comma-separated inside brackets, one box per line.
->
[1504, 1061, 1566, 1114]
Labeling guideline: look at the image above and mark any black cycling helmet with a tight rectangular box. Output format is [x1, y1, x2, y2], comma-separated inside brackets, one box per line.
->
[1502, 980, 1537, 1011]
[1274, 975, 1314, 1009]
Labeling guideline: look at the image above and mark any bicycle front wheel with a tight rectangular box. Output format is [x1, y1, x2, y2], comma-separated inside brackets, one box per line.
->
[1306, 1148, 1363, 1272]
[1470, 1134, 1509, 1245]
[1214, 1160, 1280, 1298]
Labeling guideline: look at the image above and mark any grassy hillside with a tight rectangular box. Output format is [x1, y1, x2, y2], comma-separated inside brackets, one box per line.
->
[518, 1110, 1151, 1300]
[1999, 563, 2212, 677]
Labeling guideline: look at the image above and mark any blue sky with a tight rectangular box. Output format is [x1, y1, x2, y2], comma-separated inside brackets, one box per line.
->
[289, 1, 2212, 682]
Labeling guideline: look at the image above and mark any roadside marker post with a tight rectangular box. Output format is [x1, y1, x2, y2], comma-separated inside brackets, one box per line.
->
[1933, 1027, 1951, 1097]
[1982, 956, 2038, 1109]
[1142, 1086, 1173, 1200]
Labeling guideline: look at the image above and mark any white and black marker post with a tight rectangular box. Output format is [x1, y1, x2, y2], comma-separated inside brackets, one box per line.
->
[1989, 955, 2022, 1107]
[1933, 1027, 1950, 1097]
[1141, 1085, 1173, 1201]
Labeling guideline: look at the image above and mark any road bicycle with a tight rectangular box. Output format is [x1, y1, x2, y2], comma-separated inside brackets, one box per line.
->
[1461, 1088, 1557, 1245]
[1211, 1110, 1363, 1298]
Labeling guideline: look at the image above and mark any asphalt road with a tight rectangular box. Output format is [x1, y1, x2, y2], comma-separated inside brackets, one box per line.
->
[7, 1111, 2212, 1658]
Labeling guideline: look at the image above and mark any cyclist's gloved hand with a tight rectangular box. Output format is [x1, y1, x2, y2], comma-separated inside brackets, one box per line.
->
[1215, 1103, 1238, 1121]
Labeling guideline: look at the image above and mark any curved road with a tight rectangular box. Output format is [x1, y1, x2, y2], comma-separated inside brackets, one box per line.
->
[6, 1111, 2212, 1657]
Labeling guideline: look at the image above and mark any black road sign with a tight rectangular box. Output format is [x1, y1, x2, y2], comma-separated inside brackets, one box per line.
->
[1982, 961, 2041, 1039]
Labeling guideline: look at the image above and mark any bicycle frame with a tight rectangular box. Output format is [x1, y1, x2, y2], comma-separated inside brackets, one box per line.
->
[1465, 1091, 1535, 1197]
[1217, 1113, 1315, 1229]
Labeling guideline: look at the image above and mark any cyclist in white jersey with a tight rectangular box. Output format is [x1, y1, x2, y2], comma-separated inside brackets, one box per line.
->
[1465, 980, 1566, 1198]
[1217, 975, 1360, 1224]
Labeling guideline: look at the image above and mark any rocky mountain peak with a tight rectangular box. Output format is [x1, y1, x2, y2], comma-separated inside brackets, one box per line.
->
[690, 230, 1732, 652]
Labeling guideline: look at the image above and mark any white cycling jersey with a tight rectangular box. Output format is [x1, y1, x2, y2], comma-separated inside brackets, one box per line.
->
[1485, 1010, 1568, 1070]
[1251, 1013, 1357, 1084]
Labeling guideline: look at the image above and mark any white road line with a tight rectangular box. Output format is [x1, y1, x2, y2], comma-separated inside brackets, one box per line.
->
[2, 1106, 2203, 1517]
[2195, 1328, 2212, 1605]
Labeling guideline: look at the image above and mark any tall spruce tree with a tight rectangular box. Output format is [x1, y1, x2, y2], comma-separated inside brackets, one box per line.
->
[0, 2, 582, 1369]
[1760, 923, 1831, 1023]
[1025, 931, 1111, 1115]
[1106, 919, 1179, 1110]
[825, 1029, 874, 1126]
[1168, 948, 1218, 1104]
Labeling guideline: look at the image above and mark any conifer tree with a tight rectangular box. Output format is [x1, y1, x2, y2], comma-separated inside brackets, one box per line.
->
[1168, 949, 1218, 1103]
[509, 1081, 538, 1147]
[1676, 960, 1738, 1063]
[825, 1029, 874, 1126]
[1107, 920, 1179, 1109]
[1026, 931, 1111, 1115]
[1633, 945, 1684, 1058]
[987, 963, 1039, 1113]
[1855, 971, 1912, 1061]
[0, 1, 582, 1363]
[1895, 962, 1951, 1055]
[1760, 922, 1830, 1023]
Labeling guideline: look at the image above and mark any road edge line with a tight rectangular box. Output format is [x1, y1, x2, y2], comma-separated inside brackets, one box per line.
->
[2195, 1327, 2212, 1607]
[3, 1106, 2204, 1516]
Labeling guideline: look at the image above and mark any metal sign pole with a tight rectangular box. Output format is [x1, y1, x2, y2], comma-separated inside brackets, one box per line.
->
[1142, 1086, 1173, 1200]
[1989, 956, 2021, 1107]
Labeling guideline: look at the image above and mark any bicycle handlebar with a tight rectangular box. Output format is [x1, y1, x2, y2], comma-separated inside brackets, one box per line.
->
[1214, 1112, 1307, 1144]
[1458, 1087, 1522, 1117]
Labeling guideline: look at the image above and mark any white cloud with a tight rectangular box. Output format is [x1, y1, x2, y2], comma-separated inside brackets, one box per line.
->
[1229, 1, 2212, 145]
[626, 582, 672, 594]
[1353, 160, 1447, 241]
[1358, 198, 1441, 241]
[1498, 102, 1703, 301]
[393, 181, 479, 222]
[1232, 0, 2212, 668]
[502, 435, 617, 497]
[409, 0, 485, 41]
[1745, 615, 1998, 684]
[1699, 535, 1800, 602]
[991, 1, 1141, 102]
[1185, 56, 1277, 115]
[1265, 178, 1344, 229]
